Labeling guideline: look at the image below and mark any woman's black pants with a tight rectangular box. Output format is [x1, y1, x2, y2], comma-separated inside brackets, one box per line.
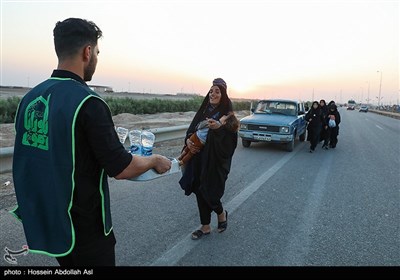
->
[195, 192, 223, 225]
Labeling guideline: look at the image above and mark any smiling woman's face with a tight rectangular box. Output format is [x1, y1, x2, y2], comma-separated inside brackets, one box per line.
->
[209, 86, 222, 106]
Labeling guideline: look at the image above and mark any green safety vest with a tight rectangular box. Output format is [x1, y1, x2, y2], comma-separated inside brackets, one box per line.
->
[11, 77, 113, 257]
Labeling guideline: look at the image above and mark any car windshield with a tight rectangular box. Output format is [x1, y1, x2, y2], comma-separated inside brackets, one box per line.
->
[255, 101, 297, 116]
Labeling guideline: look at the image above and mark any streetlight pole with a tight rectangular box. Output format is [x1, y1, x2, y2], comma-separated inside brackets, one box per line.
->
[366, 81, 370, 104]
[377, 71, 382, 109]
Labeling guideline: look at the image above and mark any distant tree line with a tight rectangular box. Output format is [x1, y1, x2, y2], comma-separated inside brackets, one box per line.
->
[0, 96, 252, 124]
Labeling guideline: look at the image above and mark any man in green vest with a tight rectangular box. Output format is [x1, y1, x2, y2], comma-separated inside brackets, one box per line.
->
[12, 18, 171, 266]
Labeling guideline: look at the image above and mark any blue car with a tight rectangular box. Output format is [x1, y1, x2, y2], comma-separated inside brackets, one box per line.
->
[239, 99, 307, 152]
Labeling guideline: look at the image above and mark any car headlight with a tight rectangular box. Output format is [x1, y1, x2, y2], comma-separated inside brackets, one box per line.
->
[280, 126, 289, 133]
[240, 123, 248, 130]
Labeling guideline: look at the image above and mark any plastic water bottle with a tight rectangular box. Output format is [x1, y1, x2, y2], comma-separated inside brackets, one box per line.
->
[116, 127, 128, 144]
[128, 130, 142, 155]
[141, 131, 155, 156]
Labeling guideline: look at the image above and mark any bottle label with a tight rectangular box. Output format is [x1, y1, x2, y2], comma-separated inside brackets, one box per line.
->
[130, 145, 141, 155]
[142, 147, 153, 156]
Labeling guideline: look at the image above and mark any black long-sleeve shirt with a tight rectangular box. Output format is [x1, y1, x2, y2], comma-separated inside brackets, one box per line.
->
[52, 70, 132, 247]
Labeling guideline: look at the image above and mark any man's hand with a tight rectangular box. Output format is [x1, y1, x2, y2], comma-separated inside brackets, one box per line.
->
[115, 153, 171, 179]
[152, 154, 172, 174]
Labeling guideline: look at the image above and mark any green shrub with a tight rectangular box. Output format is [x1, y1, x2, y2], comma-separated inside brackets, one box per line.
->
[232, 100, 253, 111]
[103, 96, 253, 116]
[103, 96, 206, 115]
[0, 97, 21, 124]
[0, 96, 254, 124]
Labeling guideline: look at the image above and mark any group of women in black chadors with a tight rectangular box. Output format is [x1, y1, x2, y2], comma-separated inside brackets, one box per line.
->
[306, 100, 341, 153]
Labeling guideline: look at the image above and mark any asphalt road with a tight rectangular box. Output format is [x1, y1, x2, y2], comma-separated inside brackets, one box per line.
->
[1, 108, 399, 266]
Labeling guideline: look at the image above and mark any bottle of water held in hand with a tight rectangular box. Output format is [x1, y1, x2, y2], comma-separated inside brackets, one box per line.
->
[128, 130, 142, 155]
[141, 131, 155, 156]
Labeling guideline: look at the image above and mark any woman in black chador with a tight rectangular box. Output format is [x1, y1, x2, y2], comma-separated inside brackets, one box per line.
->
[319, 99, 329, 146]
[325, 104, 341, 148]
[179, 78, 238, 240]
[306, 101, 326, 153]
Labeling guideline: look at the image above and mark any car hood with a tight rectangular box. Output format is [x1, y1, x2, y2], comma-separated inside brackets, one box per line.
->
[240, 113, 297, 126]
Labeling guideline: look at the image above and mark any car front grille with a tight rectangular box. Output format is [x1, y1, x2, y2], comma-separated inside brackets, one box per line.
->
[247, 124, 280, 132]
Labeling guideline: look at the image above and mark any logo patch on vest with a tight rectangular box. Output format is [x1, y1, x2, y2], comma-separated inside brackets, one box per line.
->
[22, 95, 50, 150]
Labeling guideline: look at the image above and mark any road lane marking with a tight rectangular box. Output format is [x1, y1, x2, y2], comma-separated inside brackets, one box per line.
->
[376, 125, 383, 130]
[278, 151, 333, 265]
[150, 143, 305, 266]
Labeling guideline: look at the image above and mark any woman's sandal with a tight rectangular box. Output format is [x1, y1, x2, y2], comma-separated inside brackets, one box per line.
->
[217, 211, 228, 233]
[191, 229, 210, 240]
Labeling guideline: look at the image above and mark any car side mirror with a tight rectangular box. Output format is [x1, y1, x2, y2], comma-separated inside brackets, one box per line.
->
[298, 111, 305, 115]
[251, 108, 255, 113]
[305, 106, 309, 111]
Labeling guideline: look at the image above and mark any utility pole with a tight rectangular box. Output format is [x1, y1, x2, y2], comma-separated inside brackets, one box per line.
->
[361, 87, 363, 104]
[377, 71, 382, 109]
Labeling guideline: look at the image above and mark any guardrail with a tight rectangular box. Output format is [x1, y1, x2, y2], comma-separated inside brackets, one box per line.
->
[0, 125, 189, 174]
[369, 109, 400, 120]
[148, 124, 188, 143]
[0, 146, 14, 174]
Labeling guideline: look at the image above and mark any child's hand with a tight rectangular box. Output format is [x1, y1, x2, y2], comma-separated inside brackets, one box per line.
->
[186, 138, 200, 154]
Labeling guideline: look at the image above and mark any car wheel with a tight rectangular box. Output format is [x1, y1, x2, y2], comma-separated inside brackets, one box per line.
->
[286, 137, 294, 152]
[242, 139, 251, 148]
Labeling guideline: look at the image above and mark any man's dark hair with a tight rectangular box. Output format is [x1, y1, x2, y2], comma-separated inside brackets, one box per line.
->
[53, 18, 102, 60]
